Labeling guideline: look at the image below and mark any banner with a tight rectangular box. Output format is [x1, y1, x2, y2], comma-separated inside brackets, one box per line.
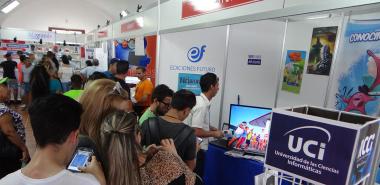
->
[182, 0, 263, 19]
[307, 26, 338, 76]
[265, 112, 357, 185]
[178, 73, 202, 95]
[281, 50, 306, 94]
[332, 20, 380, 116]
[114, 35, 156, 85]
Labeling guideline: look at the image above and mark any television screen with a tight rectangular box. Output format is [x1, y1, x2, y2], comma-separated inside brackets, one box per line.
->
[227, 104, 272, 155]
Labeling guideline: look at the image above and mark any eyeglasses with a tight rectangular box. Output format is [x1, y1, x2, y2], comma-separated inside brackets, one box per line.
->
[159, 101, 171, 108]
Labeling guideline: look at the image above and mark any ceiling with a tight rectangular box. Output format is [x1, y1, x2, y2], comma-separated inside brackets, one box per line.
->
[0, 0, 157, 31]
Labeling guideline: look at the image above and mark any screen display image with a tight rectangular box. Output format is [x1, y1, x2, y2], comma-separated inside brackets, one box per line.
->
[67, 150, 92, 171]
[227, 104, 272, 154]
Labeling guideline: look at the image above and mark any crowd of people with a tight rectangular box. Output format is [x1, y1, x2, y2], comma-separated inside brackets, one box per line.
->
[0, 51, 225, 185]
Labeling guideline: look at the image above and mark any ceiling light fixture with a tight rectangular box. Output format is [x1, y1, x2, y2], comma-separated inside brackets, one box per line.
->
[136, 17, 144, 27]
[121, 10, 128, 17]
[1, 0, 20, 14]
[306, 14, 331, 20]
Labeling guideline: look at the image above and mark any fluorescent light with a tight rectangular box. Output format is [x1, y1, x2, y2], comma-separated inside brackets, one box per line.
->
[2, 0, 20, 14]
[306, 14, 331, 20]
[136, 17, 144, 27]
[121, 10, 128, 17]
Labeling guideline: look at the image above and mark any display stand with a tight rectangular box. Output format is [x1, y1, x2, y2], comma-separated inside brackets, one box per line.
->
[264, 105, 380, 185]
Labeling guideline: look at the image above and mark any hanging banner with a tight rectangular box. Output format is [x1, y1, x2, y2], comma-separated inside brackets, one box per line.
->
[307, 26, 338, 76]
[281, 50, 306, 94]
[182, 0, 263, 19]
[114, 35, 157, 85]
[331, 20, 380, 116]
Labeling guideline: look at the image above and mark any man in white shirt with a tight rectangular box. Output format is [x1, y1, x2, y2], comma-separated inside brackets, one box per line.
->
[184, 72, 224, 177]
[0, 94, 105, 185]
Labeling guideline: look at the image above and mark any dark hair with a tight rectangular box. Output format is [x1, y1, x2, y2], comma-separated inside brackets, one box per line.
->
[151, 84, 174, 102]
[116, 60, 129, 74]
[88, 72, 107, 81]
[28, 94, 83, 148]
[93, 59, 99, 66]
[61, 55, 70, 65]
[70, 74, 83, 89]
[30, 65, 50, 100]
[200, 73, 219, 92]
[171, 89, 196, 111]
[85, 60, 93, 67]
[20, 55, 28, 62]
[136, 66, 146, 73]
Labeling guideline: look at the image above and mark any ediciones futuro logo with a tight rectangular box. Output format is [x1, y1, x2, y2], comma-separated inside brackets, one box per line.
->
[187, 45, 206, 63]
[285, 126, 331, 160]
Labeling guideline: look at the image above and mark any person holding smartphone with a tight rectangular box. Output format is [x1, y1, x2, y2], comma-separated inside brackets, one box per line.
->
[0, 94, 105, 185]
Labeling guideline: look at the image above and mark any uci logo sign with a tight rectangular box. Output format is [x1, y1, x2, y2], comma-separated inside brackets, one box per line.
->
[285, 126, 331, 160]
[187, 45, 206, 63]
[357, 134, 375, 158]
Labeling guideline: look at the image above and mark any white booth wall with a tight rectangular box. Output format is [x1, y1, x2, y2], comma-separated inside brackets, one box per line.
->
[158, 26, 228, 128]
[276, 16, 343, 108]
[220, 20, 286, 124]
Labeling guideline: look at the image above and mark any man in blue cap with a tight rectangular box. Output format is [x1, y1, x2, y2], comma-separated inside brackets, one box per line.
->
[103, 58, 119, 79]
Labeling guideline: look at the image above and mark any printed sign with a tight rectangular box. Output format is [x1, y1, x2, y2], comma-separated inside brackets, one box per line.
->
[350, 122, 379, 184]
[248, 54, 261, 65]
[332, 20, 380, 116]
[281, 50, 306, 94]
[187, 45, 206, 63]
[265, 112, 357, 185]
[121, 20, 142, 33]
[182, 0, 263, 19]
[178, 73, 202, 95]
[97, 31, 108, 38]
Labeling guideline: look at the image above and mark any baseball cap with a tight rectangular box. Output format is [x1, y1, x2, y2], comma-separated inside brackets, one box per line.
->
[4, 52, 12, 57]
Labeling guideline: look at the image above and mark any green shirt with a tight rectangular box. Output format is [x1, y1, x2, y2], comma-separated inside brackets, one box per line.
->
[139, 108, 156, 125]
[64, 90, 83, 101]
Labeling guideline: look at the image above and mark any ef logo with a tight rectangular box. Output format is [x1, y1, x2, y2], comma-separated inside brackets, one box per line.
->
[187, 45, 206, 63]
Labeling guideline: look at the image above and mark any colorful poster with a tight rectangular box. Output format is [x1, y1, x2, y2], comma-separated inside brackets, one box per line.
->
[307, 26, 338, 76]
[281, 50, 306, 94]
[333, 20, 380, 116]
[178, 73, 202, 95]
[114, 35, 157, 85]
[182, 0, 262, 19]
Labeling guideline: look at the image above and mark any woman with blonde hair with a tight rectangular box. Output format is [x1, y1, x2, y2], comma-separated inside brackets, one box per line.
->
[100, 111, 199, 185]
[79, 79, 133, 147]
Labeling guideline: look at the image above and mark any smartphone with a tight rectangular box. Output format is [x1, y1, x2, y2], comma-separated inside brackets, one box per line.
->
[197, 137, 203, 144]
[67, 148, 93, 172]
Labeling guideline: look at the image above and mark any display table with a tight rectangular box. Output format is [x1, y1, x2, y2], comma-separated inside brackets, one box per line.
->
[203, 142, 264, 185]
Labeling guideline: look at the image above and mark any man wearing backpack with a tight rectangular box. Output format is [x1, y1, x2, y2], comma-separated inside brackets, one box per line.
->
[140, 89, 197, 170]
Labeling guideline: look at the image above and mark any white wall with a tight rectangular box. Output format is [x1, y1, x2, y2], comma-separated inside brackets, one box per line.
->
[158, 26, 228, 128]
[1, 0, 114, 33]
[276, 16, 343, 108]
[221, 20, 286, 124]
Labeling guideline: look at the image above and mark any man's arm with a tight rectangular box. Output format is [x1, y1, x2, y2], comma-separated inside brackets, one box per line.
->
[185, 159, 196, 171]
[194, 128, 223, 138]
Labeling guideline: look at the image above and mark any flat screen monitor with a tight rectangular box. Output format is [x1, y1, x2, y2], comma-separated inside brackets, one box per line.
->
[228, 104, 272, 155]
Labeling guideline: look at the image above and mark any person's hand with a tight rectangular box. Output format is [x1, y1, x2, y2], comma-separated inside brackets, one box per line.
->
[196, 143, 201, 153]
[160, 139, 178, 156]
[144, 144, 160, 157]
[213, 130, 224, 138]
[79, 156, 106, 185]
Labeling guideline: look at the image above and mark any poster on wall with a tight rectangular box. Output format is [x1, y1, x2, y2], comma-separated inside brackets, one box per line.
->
[307, 26, 338, 76]
[114, 35, 157, 85]
[281, 50, 306, 94]
[178, 73, 202, 95]
[333, 20, 380, 116]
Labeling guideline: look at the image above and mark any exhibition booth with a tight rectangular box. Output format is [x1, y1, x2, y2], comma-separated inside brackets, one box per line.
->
[3, 0, 376, 184]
